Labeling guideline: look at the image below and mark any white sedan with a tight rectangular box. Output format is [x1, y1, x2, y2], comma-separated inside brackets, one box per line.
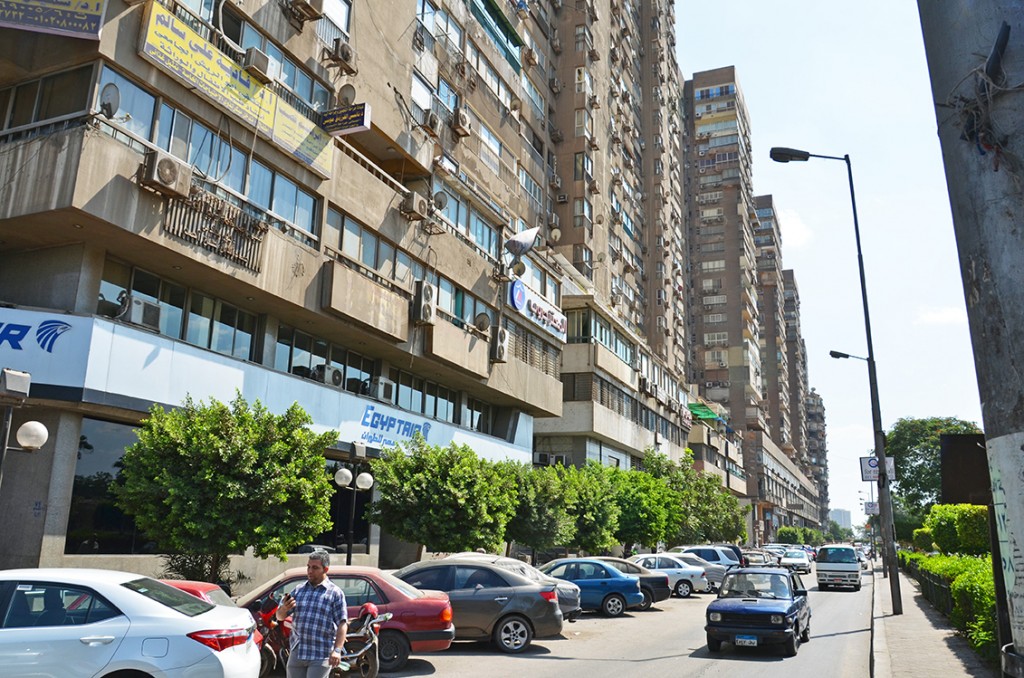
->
[0, 568, 260, 678]
[628, 554, 709, 597]
[779, 549, 813, 574]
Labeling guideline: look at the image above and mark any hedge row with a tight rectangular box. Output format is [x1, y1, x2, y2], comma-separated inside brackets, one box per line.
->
[898, 551, 997, 662]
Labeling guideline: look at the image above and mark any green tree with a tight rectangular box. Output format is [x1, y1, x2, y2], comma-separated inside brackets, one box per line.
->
[504, 464, 575, 552]
[557, 462, 619, 553]
[887, 417, 982, 513]
[367, 434, 517, 554]
[775, 526, 804, 544]
[825, 520, 847, 543]
[610, 468, 674, 549]
[115, 394, 339, 583]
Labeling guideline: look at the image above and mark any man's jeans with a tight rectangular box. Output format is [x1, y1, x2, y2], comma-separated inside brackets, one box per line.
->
[286, 655, 331, 678]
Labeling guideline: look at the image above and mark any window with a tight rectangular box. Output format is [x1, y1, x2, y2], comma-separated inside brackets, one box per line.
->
[334, 577, 383, 607]
[573, 151, 592, 181]
[437, 79, 458, 112]
[411, 72, 434, 124]
[572, 197, 592, 229]
[2, 584, 122, 628]
[702, 260, 726, 272]
[96, 67, 155, 140]
[574, 108, 591, 138]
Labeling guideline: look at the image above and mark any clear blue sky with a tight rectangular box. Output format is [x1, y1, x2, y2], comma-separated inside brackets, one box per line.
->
[677, 1, 983, 527]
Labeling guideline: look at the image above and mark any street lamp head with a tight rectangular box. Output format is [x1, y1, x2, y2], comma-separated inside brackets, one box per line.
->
[15, 421, 47, 450]
[829, 350, 850, 359]
[334, 467, 353, 488]
[770, 147, 811, 163]
[355, 472, 374, 491]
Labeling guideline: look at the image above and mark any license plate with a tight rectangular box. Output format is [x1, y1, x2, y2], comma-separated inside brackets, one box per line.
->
[735, 635, 758, 647]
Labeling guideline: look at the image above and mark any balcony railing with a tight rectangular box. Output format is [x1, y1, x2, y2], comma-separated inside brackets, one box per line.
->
[165, 181, 270, 272]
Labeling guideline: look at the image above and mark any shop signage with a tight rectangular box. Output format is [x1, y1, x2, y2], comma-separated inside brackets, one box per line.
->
[321, 103, 371, 136]
[0, 0, 108, 40]
[358, 404, 432, 448]
[509, 279, 566, 343]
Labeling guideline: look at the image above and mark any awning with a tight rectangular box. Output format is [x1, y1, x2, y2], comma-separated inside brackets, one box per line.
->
[687, 402, 720, 420]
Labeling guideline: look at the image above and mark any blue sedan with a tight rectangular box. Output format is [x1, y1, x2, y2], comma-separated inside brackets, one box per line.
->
[538, 558, 645, 617]
[705, 567, 812, 656]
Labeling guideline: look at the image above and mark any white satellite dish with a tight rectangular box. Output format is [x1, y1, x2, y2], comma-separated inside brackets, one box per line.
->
[338, 83, 357, 106]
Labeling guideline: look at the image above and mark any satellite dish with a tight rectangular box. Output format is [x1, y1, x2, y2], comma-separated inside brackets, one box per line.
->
[338, 83, 357, 106]
[505, 226, 540, 258]
[511, 260, 527, 277]
[99, 83, 120, 119]
[433, 191, 449, 210]
[596, 252, 607, 263]
[473, 312, 491, 332]
[549, 227, 562, 243]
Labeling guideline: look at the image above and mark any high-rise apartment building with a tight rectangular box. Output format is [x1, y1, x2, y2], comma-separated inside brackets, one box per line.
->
[754, 195, 791, 453]
[806, 387, 830, 525]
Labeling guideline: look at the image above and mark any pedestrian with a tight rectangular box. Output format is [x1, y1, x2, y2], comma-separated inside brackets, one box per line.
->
[276, 550, 349, 678]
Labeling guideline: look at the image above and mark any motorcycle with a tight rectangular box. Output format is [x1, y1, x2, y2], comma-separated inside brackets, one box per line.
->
[250, 596, 390, 678]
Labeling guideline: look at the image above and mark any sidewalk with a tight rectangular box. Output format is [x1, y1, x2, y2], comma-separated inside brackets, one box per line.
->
[872, 562, 998, 677]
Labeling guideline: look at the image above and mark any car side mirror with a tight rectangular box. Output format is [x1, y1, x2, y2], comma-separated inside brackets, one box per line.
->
[794, 588, 807, 597]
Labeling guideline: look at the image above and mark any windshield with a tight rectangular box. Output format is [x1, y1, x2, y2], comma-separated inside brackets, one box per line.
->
[784, 550, 806, 559]
[817, 547, 857, 564]
[719, 572, 792, 599]
[379, 571, 425, 598]
[122, 578, 215, 617]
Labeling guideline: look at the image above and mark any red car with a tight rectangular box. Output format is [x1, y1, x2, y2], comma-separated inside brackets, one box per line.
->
[162, 579, 264, 647]
[236, 566, 454, 672]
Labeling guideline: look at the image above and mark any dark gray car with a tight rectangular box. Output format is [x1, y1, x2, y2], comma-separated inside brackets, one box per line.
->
[393, 559, 563, 653]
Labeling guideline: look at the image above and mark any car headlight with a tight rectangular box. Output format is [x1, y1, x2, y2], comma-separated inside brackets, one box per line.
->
[709, 612, 722, 622]
[770, 614, 784, 625]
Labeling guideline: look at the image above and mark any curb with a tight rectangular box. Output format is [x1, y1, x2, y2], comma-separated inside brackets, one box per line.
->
[872, 565, 891, 677]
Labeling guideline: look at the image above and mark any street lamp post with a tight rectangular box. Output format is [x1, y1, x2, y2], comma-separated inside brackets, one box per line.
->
[1, 368, 49, 501]
[772, 147, 903, 615]
[333, 467, 374, 566]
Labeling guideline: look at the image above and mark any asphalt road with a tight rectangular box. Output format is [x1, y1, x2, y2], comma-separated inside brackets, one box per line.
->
[386, 565, 873, 678]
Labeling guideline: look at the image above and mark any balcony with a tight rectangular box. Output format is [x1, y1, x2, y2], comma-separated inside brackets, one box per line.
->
[321, 258, 410, 342]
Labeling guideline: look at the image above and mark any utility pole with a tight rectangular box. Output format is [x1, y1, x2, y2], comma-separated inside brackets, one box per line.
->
[918, 4, 1024, 672]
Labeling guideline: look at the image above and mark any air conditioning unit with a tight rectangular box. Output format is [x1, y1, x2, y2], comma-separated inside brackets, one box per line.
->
[313, 364, 344, 388]
[370, 376, 395, 402]
[142, 150, 193, 199]
[127, 296, 162, 331]
[638, 376, 650, 394]
[552, 454, 567, 466]
[522, 46, 538, 66]
[556, 193, 568, 204]
[549, 174, 562, 190]
[610, 293, 622, 305]
[589, 94, 600, 109]
[243, 47, 274, 84]
[549, 77, 563, 93]
[490, 324, 509, 362]
[400, 192, 430, 221]
[412, 279, 436, 325]
[551, 36, 562, 53]
[329, 37, 358, 75]
[588, 47, 600, 61]
[588, 180, 600, 194]
[706, 381, 715, 388]
[289, 0, 323, 21]
[424, 111, 441, 135]
[451, 106, 472, 137]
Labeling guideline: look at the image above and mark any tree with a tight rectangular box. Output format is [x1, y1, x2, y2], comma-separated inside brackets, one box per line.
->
[887, 417, 982, 513]
[504, 464, 575, 553]
[367, 434, 517, 554]
[776, 526, 804, 545]
[610, 468, 675, 550]
[115, 394, 339, 583]
[557, 462, 620, 553]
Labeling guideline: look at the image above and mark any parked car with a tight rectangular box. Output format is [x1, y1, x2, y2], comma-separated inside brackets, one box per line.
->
[705, 567, 812, 657]
[628, 553, 709, 598]
[393, 559, 562, 653]
[742, 550, 773, 566]
[779, 549, 812, 575]
[671, 545, 741, 570]
[589, 556, 671, 610]
[443, 552, 583, 621]
[856, 549, 870, 570]
[0, 568, 260, 677]
[815, 544, 862, 591]
[538, 558, 645, 617]
[237, 565, 454, 672]
[675, 552, 727, 590]
[763, 545, 787, 564]
[162, 579, 263, 648]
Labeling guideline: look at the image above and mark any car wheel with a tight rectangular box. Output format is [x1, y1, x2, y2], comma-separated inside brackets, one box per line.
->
[784, 627, 800, 657]
[493, 614, 533, 653]
[602, 593, 627, 617]
[707, 635, 722, 653]
[800, 623, 811, 642]
[378, 630, 411, 672]
[637, 587, 653, 611]
[854, 584, 862, 592]
[675, 580, 692, 598]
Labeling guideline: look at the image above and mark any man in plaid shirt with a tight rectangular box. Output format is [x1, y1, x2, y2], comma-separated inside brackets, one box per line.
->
[276, 550, 349, 677]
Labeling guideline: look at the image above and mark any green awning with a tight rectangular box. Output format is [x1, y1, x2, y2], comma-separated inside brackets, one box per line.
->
[687, 403, 721, 420]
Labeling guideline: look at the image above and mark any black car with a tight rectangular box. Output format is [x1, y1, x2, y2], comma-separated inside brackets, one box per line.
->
[705, 567, 812, 657]
[590, 556, 672, 611]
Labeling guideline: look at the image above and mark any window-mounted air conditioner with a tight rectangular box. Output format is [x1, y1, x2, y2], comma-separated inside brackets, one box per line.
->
[412, 279, 437, 325]
[289, 0, 323, 22]
[451, 106, 472, 138]
[370, 376, 395, 402]
[401, 192, 430, 221]
[243, 47, 275, 84]
[127, 296, 162, 331]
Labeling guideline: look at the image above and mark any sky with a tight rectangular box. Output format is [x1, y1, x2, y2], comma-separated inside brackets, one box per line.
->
[676, 1, 984, 528]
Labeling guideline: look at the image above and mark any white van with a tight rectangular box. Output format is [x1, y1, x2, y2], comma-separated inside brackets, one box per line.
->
[815, 544, 862, 591]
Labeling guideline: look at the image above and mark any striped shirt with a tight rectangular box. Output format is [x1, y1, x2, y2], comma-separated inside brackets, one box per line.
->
[289, 577, 348, 661]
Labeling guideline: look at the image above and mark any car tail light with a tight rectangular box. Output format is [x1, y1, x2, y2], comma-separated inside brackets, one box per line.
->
[440, 605, 453, 623]
[187, 627, 250, 651]
[663, 574, 670, 586]
[540, 590, 558, 604]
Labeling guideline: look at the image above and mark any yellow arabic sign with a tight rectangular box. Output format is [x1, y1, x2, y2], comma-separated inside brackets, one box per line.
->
[140, 2, 332, 177]
[0, 0, 107, 39]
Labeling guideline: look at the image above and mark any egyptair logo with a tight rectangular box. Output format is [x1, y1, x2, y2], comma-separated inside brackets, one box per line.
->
[35, 320, 72, 353]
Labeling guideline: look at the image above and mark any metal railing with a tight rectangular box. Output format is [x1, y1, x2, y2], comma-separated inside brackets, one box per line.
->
[165, 182, 270, 272]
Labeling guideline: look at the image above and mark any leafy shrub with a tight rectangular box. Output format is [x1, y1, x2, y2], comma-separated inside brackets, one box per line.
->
[925, 504, 961, 553]
[954, 505, 990, 555]
[912, 526, 934, 552]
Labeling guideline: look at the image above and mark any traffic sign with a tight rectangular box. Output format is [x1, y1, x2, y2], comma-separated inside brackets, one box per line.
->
[860, 456, 896, 481]
[864, 501, 880, 515]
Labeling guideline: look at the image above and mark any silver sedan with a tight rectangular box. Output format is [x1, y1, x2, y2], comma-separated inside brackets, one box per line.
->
[628, 554, 708, 598]
[673, 552, 728, 590]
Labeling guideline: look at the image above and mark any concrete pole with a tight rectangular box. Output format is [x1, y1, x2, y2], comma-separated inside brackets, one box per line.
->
[917, 2, 1024, 667]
